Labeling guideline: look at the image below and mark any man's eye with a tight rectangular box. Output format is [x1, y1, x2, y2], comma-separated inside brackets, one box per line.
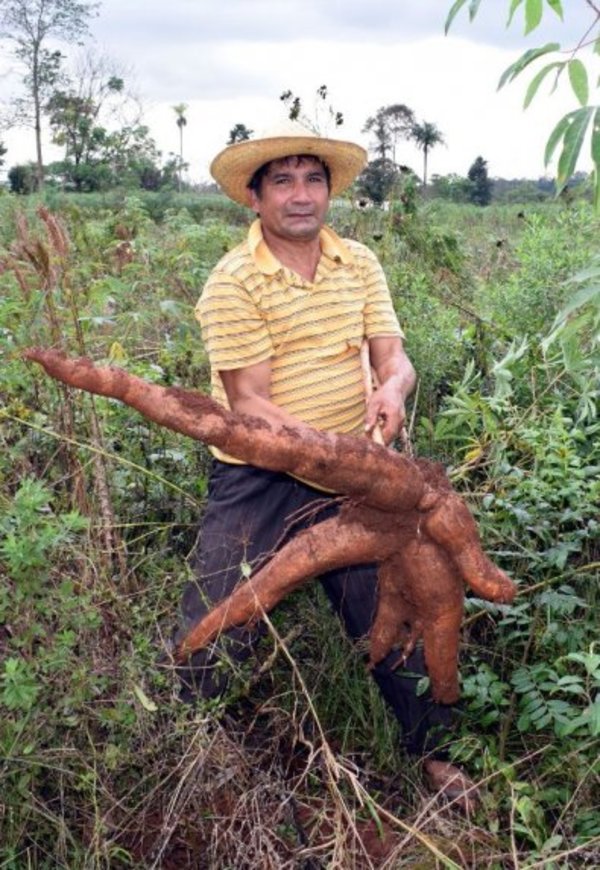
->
[309, 175, 326, 184]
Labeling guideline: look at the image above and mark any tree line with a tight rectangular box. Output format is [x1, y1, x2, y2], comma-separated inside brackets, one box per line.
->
[0, 0, 565, 207]
[0, 0, 185, 193]
[0, 1, 487, 201]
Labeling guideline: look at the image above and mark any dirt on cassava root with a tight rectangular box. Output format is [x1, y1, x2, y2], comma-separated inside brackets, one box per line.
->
[24, 348, 516, 703]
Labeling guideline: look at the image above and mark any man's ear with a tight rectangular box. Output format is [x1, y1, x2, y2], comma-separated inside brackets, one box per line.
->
[249, 188, 261, 213]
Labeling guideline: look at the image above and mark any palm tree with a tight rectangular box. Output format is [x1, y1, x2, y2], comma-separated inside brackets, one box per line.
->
[172, 103, 188, 192]
[410, 121, 445, 189]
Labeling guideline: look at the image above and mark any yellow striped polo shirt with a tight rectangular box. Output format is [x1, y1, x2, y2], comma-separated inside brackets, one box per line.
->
[196, 219, 403, 464]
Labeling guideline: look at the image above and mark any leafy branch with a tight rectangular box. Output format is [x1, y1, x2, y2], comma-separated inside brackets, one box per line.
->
[446, 0, 600, 207]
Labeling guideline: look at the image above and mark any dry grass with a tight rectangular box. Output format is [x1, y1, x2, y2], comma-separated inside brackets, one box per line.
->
[93, 619, 517, 870]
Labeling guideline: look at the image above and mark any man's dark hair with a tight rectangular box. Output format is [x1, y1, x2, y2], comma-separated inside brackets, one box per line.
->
[247, 154, 331, 198]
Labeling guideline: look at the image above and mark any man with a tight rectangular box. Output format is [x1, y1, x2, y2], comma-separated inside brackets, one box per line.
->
[177, 121, 477, 811]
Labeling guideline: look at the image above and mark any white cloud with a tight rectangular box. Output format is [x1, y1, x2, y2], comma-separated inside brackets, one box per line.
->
[1, 0, 597, 184]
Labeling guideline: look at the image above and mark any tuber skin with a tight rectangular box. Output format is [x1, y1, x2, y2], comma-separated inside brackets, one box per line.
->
[24, 348, 517, 703]
[23, 348, 424, 513]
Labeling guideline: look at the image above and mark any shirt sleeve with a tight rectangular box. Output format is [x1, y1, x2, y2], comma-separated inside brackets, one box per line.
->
[195, 271, 274, 371]
[359, 246, 405, 340]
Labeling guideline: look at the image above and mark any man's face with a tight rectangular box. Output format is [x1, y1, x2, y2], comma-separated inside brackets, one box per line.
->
[249, 156, 330, 243]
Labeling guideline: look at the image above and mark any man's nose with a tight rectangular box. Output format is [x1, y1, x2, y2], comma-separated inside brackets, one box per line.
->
[290, 179, 312, 200]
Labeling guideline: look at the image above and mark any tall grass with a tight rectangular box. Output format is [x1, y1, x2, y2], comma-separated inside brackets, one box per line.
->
[1, 192, 598, 867]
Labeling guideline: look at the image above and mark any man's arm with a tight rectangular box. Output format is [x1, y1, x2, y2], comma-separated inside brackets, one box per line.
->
[365, 336, 416, 445]
[219, 360, 309, 431]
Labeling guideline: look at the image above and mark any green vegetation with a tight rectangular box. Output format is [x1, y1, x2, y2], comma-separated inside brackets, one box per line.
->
[1, 1, 597, 864]
[1, 190, 598, 866]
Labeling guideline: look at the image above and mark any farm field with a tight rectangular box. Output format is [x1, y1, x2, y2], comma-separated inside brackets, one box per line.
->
[1, 190, 599, 868]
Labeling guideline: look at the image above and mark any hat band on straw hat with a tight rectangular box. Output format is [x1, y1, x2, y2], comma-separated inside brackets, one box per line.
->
[210, 120, 367, 207]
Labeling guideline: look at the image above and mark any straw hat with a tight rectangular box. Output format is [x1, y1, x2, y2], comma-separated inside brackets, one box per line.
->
[210, 120, 367, 207]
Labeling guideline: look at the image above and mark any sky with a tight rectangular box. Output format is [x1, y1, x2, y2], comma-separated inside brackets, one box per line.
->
[1, 0, 598, 184]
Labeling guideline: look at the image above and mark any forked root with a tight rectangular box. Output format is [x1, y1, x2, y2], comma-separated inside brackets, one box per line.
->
[25, 348, 517, 701]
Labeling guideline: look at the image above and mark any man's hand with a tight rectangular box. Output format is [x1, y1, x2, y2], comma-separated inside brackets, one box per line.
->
[365, 380, 407, 445]
[365, 336, 416, 446]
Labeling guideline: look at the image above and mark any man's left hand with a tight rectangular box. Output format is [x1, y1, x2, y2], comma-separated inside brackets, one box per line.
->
[366, 336, 416, 445]
[365, 381, 406, 445]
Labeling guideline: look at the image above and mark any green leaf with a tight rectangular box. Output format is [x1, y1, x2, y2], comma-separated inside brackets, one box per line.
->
[445, 0, 470, 34]
[568, 59, 589, 107]
[507, 0, 525, 27]
[363, 793, 385, 840]
[445, 0, 483, 32]
[558, 699, 600, 736]
[545, 0, 563, 20]
[416, 676, 430, 696]
[542, 835, 564, 852]
[544, 111, 577, 166]
[556, 675, 584, 686]
[524, 61, 565, 108]
[468, 0, 483, 20]
[591, 108, 600, 210]
[590, 699, 600, 736]
[498, 43, 561, 90]
[565, 651, 600, 677]
[564, 255, 600, 284]
[556, 282, 600, 321]
[1, 658, 38, 711]
[525, 0, 543, 34]
[557, 107, 594, 190]
[133, 684, 158, 712]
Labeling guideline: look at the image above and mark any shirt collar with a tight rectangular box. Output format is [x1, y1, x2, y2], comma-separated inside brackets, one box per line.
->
[248, 219, 354, 276]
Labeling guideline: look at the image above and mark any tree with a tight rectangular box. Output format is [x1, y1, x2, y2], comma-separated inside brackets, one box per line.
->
[47, 74, 125, 191]
[8, 162, 37, 193]
[0, 0, 97, 190]
[45, 56, 151, 192]
[227, 123, 253, 144]
[410, 120, 445, 188]
[362, 104, 414, 162]
[356, 157, 399, 206]
[101, 123, 166, 189]
[172, 102, 187, 193]
[467, 155, 493, 206]
[46, 51, 132, 170]
[45, 116, 170, 192]
[0, 139, 6, 167]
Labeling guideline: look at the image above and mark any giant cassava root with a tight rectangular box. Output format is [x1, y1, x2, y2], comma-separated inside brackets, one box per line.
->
[24, 348, 516, 703]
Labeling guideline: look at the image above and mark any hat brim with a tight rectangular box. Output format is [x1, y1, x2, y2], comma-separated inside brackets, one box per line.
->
[210, 135, 367, 207]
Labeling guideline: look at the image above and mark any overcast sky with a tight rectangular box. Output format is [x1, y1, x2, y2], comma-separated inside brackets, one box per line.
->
[1, 0, 597, 183]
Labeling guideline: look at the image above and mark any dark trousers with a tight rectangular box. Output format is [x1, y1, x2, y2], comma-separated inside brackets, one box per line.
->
[176, 460, 453, 758]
